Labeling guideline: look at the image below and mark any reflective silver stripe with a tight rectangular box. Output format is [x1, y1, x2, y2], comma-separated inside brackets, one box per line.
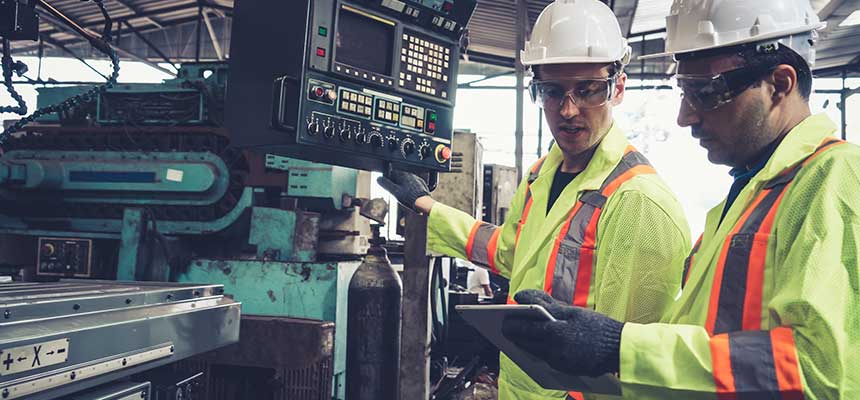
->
[551, 201, 599, 303]
[469, 222, 498, 268]
[550, 149, 653, 304]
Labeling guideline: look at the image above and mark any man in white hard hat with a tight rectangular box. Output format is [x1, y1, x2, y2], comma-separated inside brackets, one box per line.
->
[378, 0, 690, 398]
[504, 0, 860, 398]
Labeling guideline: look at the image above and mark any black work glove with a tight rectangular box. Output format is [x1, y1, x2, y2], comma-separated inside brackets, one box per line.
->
[502, 290, 624, 377]
[376, 170, 431, 212]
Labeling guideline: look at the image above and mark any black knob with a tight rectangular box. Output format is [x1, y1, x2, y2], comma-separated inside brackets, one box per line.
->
[387, 137, 399, 150]
[355, 131, 368, 144]
[339, 127, 352, 142]
[402, 139, 416, 157]
[419, 144, 431, 160]
[369, 132, 384, 148]
[323, 124, 335, 139]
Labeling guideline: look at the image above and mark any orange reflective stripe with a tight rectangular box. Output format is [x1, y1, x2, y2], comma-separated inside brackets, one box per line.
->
[514, 157, 549, 247]
[709, 333, 736, 398]
[742, 189, 787, 330]
[573, 207, 601, 307]
[771, 327, 804, 399]
[465, 221, 482, 261]
[544, 204, 583, 293]
[547, 147, 655, 306]
[705, 190, 768, 335]
[709, 138, 847, 335]
[567, 391, 585, 400]
[516, 197, 534, 245]
[802, 138, 843, 167]
[486, 227, 502, 273]
[600, 165, 656, 196]
[711, 330, 801, 399]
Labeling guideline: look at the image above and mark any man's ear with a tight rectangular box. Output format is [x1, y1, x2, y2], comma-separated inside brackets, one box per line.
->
[770, 64, 798, 103]
[610, 72, 627, 106]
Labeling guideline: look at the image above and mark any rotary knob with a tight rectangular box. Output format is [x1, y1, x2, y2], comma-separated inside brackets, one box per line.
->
[387, 137, 399, 151]
[339, 126, 352, 142]
[418, 143, 432, 160]
[401, 138, 416, 158]
[369, 131, 384, 148]
[41, 243, 56, 257]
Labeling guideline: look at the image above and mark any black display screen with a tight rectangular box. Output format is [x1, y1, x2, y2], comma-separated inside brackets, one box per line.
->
[336, 7, 395, 77]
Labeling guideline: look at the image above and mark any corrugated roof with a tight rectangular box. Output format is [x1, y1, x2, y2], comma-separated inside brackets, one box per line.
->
[11, 0, 860, 76]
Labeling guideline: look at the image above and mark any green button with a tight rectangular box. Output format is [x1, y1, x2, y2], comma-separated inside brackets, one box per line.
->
[318, 26, 328, 36]
[429, 112, 437, 121]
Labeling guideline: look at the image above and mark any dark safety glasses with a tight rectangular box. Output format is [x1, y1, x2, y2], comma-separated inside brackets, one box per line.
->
[529, 77, 617, 111]
[675, 65, 778, 112]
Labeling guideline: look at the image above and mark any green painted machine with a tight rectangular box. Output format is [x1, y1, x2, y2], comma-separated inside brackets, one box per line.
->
[0, 65, 388, 399]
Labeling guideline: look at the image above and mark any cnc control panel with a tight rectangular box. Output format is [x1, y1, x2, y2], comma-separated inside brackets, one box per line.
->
[226, 0, 476, 173]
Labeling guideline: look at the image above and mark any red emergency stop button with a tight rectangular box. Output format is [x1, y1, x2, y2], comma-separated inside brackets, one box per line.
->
[435, 144, 452, 163]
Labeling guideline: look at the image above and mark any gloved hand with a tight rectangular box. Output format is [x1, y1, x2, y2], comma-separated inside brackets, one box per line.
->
[376, 170, 431, 212]
[502, 290, 624, 377]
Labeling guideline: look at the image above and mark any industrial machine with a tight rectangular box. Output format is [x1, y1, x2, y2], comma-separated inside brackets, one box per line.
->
[0, 281, 239, 400]
[226, 0, 476, 173]
[0, 0, 477, 398]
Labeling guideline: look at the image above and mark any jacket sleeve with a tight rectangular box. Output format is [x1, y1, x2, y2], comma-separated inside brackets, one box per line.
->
[595, 185, 691, 323]
[426, 171, 530, 279]
[617, 152, 860, 400]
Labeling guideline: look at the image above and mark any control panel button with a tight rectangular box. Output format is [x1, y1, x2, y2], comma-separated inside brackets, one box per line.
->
[387, 137, 399, 151]
[323, 124, 336, 139]
[435, 144, 452, 163]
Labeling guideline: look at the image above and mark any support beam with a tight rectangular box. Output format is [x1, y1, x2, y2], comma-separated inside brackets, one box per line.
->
[112, 0, 166, 29]
[122, 21, 178, 73]
[202, 9, 224, 60]
[35, 9, 176, 76]
[515, 0, 528, 182]
[400, 210, 431, 400]
[39, 34, 109, 80]
[817, 0, 850, 37]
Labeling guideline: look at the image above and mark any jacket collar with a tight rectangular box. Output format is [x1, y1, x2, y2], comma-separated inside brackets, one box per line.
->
[701, 113, 838, 245]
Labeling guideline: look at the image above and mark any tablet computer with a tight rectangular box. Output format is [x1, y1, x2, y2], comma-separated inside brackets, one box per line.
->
[455, 304, 622, 395]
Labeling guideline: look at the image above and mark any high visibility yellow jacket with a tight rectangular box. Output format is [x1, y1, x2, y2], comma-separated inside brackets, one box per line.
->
[619, 113, 860, 399]
[428, 124, 691, 399]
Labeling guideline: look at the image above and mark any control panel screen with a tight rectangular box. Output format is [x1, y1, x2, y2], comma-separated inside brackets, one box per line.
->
[408, 0, 454, 14]
[336, 6, 396, 77]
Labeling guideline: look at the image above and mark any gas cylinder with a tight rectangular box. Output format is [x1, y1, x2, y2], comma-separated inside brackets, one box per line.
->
[346, 225, 402, 399]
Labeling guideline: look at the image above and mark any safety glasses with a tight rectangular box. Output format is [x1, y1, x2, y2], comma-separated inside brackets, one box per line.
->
[675, 65, 778, 112]
[529, 77, 617, 111]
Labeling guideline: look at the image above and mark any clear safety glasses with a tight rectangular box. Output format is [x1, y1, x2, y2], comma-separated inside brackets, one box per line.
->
[529, 77, 617, 111]
[675, 65, 777, 112]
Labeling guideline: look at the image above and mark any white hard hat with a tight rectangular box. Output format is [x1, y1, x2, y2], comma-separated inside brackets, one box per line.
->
[521, 0, 632, 66]
[641, 0, 825, 65]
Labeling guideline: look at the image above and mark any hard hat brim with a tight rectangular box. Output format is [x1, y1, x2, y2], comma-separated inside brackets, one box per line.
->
[637, 22, 826, 62]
